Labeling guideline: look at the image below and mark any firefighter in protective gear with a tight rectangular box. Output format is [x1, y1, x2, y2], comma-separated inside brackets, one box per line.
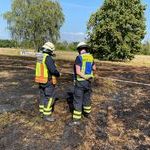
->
[35, 42, 60, 122]
[70, 42, 96, 125]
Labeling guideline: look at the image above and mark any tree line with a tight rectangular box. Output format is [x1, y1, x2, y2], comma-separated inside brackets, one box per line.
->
[0, 39, 149, 55]
[0, 40, 17, 48]
[3, 0, 148, 60]
[0, 39, 78, 51]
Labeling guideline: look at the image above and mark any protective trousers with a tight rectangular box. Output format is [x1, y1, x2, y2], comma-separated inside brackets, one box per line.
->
[39, 83, 55, 116]
[73, 80, 92, 120]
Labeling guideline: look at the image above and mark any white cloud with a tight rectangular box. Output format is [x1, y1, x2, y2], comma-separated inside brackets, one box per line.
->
[60, 32, 87, 42]
[62, 32, 85, 36]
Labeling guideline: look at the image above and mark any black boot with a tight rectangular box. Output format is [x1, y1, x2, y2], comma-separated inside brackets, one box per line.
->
[83, 112, 90, 119]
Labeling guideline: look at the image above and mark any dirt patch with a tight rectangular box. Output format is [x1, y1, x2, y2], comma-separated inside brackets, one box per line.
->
[0, 55, 150, 149]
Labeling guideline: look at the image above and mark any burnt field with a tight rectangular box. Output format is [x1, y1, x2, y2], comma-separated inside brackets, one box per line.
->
[0, 55, 150, 150]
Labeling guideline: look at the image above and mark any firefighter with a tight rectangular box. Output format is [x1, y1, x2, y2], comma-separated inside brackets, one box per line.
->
[70, 42, 96, 125]
[35, 42, 60, 122]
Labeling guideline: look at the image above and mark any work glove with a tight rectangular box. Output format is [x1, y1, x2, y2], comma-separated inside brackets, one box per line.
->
[51, 76, 57, 85]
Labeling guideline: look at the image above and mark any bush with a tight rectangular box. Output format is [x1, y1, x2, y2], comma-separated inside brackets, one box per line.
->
[141, 41, 150, 55]
[55, 41, 68, 51]
[0, 39, 18, 48]
[55, 41, 78, 51]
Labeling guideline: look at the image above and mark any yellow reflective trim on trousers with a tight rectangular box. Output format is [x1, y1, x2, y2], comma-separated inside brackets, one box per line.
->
[73, 110, 82, 119]
[44, 107, 52, 111]
[73, 115, 81, 119]
[83, 106, 91, 110]
[39, 105, 44, 108]
[84, 106, 91, 113]
[43, 111, 52, 115]
[84, 110, 91, 113]
[73, 110, 81, 115]
[39, 105, 44, 112]
[43, 98, 53, 111]
[46, 98, 53, 109]
[39, 109, 44, 113]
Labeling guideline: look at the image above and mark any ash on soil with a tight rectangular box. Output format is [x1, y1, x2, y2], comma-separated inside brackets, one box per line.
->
[0, 55, 150, 150]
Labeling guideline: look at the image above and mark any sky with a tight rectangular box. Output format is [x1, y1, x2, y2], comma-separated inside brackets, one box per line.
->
[0, 0, 150, 42]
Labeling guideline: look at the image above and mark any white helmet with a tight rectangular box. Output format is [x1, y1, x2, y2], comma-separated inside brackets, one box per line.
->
[42, 42, 55, 51]
[77, 42, 88, 49]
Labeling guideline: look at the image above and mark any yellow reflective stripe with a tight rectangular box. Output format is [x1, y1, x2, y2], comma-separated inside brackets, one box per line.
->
[43, 111, 52, 115]
[44, 107, 52, 111]
[43, 54, 48, 78]
[77, 74, 94, 81]
[47, 98, 53, 109]
[76, 77, 85, 81]
[84, 106, 91, 113]
[84, 110, 91, 113]
[73, 110, 82, 119]
[44, 69, 48, 78]
[83, 106, 91, 110]
[36, 63, 41, 76]
[39, 109, 44, 113]
[73, 115, 81, 119]
[39, 105, 44, 108]
[43, 98, 53, 111]
[73, 110, 81, 115]
[44, 64, 48, 78]
[39, 105, 44, 112]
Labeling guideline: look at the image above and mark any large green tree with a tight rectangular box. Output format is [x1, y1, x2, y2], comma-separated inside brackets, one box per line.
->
[87, 0, 146, 60]
[4, 0, 64, 49]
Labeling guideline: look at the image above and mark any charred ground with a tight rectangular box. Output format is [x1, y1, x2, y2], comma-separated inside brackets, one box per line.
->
[0, 55, 150, 150]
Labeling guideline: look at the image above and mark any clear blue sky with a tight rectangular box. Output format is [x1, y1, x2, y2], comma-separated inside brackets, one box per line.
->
[0, 0, 150, 42]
